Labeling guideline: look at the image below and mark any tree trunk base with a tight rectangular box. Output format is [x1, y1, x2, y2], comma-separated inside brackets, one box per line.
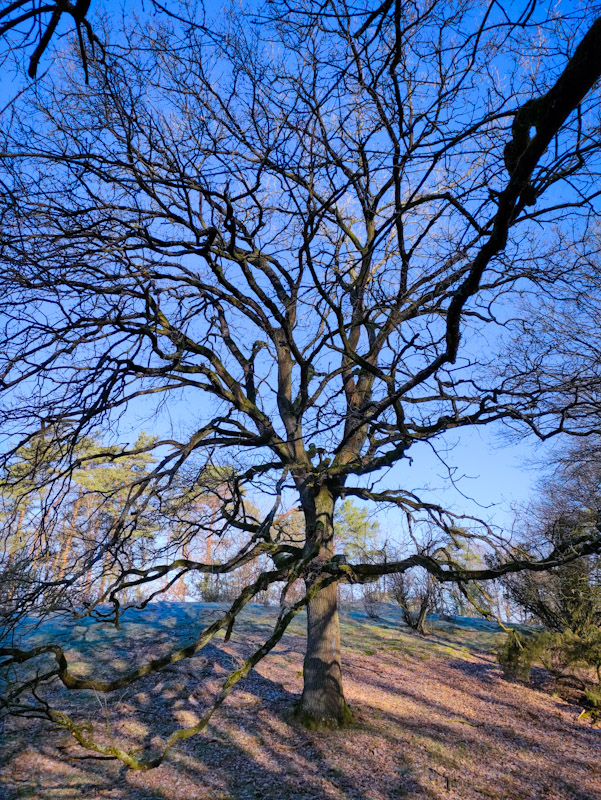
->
[294, 697, 354, 731]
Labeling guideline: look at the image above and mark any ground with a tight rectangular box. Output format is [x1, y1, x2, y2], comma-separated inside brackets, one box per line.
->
[1, 603, 600, 800]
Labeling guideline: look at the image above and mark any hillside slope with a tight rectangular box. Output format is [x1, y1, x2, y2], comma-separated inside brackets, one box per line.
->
[1, 603, 599, 800]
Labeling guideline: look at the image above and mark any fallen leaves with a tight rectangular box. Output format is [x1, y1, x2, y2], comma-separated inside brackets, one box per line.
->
[1, 606, 600, 800]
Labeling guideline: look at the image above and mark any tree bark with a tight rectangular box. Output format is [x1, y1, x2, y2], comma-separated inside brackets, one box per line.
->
[415, 593, 430, 636]
[297, 487, 352, 728]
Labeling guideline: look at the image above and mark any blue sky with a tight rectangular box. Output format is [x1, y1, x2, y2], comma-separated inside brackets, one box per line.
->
[0, 0, 588, 541]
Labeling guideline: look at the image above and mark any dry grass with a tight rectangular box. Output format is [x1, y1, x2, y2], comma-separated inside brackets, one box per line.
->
[1, 603, 600, 800]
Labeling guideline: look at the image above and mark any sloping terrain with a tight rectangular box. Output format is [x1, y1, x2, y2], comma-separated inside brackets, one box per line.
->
[1, 603, 599, 800]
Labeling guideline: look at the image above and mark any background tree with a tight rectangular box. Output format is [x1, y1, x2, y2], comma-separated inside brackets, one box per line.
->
[437, 537, 493, 617]
[2, 0, 601, 769]
[390, 569, 438, 635]
[502, 438, 601, 633]
[335, 499, 384, 614]
[496, 438, 601, 718]
[0, 430, 160, 632]
[335, 500, 380, 563]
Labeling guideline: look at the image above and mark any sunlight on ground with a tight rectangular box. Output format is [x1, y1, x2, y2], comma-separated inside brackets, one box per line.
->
[1, 603, 598, 800]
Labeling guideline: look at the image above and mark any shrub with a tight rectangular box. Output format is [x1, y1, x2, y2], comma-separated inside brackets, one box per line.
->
[581, 685, 601, 725]
[497, 630, 537, 683]
[558, 627, 601, 684]
[498, 626, 601, 725]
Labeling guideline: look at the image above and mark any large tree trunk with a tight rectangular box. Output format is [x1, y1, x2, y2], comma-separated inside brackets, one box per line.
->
[298, 579, 352, 727]
[296, 486, 352, 728]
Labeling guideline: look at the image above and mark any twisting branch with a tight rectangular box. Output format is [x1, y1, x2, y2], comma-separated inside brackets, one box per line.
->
[2, 573, 336, 770]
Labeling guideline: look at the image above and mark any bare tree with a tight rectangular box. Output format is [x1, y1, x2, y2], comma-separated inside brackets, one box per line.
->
[2, 0, 601, 769]
[0, 0, 196, 81]
[0, 0, 99, 79]
[391, 570, 439, 635]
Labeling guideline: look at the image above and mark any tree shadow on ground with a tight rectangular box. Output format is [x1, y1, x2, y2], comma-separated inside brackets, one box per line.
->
[3, 607, 599, 800]
[1, 638, 428, 800]
[353, 654, 601, 800]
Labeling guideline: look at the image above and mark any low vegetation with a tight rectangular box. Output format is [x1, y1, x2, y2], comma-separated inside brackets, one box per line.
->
[497, 628, 601, 723]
